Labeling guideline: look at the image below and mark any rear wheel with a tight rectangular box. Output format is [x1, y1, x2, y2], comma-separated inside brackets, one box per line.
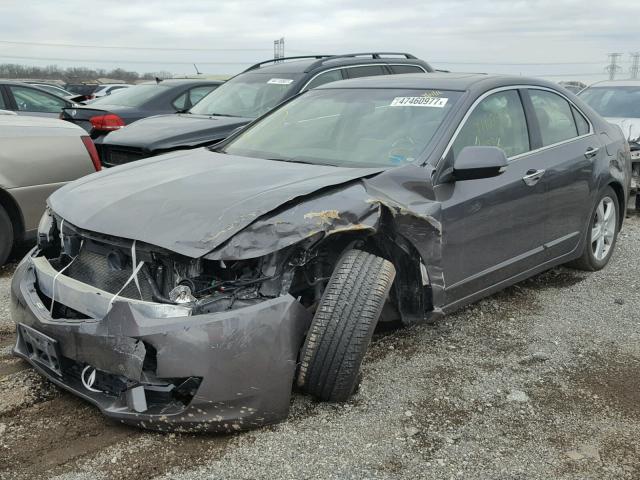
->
[0, 205, 13, 265]
[297, 249, 396, 401]
[569, 186, 619, 271]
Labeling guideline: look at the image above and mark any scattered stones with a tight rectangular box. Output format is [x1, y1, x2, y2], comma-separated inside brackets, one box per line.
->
[506, 390, 530, 403]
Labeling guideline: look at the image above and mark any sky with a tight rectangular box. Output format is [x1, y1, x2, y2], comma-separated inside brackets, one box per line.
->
[0, 0, 638, 83]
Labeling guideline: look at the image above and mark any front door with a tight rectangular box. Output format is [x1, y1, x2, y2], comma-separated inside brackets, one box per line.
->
[437, 89, 546, 304]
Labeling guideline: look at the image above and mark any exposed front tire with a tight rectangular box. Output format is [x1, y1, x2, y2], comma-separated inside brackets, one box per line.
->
[0, 205, 13, 266]
[569, 186, 619, 271]
[297, 249, 395, 402]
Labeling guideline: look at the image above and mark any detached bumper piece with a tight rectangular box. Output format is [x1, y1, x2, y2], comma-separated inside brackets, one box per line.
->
[11, 250, 311, 432]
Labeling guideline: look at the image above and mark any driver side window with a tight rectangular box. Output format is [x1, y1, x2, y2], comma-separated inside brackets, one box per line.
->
[452, 90, 530, 159]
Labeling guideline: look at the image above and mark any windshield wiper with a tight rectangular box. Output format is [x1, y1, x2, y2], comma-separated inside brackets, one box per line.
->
[202, 113, 239, 118]
[266, 157, 315, 165]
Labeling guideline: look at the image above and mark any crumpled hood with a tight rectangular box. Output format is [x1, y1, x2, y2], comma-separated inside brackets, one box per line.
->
[49, 148, 385, 257]
[101, 113, 252, 151]
[606, 117, 640, 143]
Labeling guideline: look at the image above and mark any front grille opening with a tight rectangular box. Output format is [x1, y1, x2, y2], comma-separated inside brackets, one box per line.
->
[35, 283, 91, 320]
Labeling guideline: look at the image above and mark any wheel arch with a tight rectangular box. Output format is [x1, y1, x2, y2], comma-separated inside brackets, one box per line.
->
[607, 180, 625, 229]
[0, 187, 25, 241]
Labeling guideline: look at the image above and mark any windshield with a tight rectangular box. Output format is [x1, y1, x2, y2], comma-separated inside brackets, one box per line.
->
[90, 84, 166, 107]
[220, 88, 462, 168]
[189, 72, 303, 118]
[579, 86, 640, 118]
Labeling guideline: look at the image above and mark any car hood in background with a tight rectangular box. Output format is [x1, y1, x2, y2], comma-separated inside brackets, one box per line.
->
[606, 117, 640, 143]
[48, 149, 386, 257]
[100, 113, 252, 152]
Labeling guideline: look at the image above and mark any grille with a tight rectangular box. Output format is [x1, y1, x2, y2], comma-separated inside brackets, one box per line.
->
[101, 146, 147, 167]
[65, 249, 154, 301]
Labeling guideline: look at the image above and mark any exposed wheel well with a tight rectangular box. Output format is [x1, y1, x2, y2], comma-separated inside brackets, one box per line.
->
[607, 181, 625, 229]
[0, 188, 24, 241]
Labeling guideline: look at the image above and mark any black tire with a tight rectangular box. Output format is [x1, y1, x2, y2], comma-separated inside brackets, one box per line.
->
[568, 186, 619, 271]
[0, 205, 13, 266]
[297, 249, 396, 401]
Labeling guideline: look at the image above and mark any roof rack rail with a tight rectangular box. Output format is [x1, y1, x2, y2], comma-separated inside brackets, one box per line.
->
[304, 52, 418, 72]
[243, 55, 333, 72]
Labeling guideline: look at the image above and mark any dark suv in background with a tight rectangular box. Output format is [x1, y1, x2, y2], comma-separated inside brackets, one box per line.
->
[97, 52, 433, 167]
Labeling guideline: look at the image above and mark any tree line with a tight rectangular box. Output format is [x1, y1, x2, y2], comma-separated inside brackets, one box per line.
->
[0, 64, 173, 83]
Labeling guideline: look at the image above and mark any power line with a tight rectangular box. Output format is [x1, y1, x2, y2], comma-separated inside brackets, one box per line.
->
[0, 39, 304, 52]
[0, 54, 252, 66]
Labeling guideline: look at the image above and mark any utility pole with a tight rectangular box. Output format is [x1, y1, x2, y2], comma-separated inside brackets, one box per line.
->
[630, 52, 640, 80]
[273, 38, 285, 62]
[605, 53, 623, 80]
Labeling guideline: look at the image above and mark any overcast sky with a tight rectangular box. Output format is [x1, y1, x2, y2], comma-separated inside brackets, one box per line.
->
[0, 0, 638, 82]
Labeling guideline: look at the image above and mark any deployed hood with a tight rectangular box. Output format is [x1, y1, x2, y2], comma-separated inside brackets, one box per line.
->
[49, 148, 386, 257]
[606, 117, 640, 143]
[101, 113, 252, 152]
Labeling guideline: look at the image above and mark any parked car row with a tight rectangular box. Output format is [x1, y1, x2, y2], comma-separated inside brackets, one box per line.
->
[5, 51, 633, 434]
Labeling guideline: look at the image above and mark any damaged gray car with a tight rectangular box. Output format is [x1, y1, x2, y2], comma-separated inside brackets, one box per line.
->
[11, 73, 631, 432]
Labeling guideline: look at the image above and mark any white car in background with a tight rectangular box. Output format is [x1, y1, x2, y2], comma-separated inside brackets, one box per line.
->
[579, 80, 640, 209]
[91, 84, 131, 98]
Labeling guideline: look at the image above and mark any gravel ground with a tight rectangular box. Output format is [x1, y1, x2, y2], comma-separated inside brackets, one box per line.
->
[0, 215, 638, 480]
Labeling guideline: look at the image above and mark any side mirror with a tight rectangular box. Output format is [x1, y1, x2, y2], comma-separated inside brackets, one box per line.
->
[453, 146, 508, 181]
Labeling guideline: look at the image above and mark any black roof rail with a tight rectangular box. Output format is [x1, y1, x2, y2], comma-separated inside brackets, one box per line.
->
[243, 55, 332, 72]
[304, 52, 418, 72]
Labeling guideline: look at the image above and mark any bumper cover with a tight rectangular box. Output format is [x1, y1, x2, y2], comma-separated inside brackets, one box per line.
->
[11, 250, 311, 432]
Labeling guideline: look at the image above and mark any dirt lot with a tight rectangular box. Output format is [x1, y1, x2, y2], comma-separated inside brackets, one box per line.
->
[1, 215, 638, 480]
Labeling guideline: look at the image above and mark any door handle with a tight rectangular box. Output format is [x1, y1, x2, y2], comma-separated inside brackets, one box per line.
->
[522, 169, 545, 186]
[584, 147, 599, 159]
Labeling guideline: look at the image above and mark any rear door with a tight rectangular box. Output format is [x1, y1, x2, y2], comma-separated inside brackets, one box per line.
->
[7, 85, 69, 117]
[438, 88, 546, 303]
[523, 88, 598, 259]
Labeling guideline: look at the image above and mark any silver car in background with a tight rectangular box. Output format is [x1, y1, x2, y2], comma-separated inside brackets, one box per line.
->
[579, 80, 640, 208]
[0, 116, 101, 264]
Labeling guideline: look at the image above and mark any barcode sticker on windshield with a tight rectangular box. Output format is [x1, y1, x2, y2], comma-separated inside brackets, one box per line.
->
[390, 96, 448, 108]
[267, 78, 294, 85]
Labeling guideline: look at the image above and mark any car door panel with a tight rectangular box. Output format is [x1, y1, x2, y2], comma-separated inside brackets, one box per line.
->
[436, 89, 545, 304]
[524, 88, 597, 259]
[438, 158, 546, 302]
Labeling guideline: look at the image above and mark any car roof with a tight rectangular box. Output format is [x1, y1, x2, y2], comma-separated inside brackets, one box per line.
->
[313, 72, 566, 93]
[585, 80, 640, 88]
[243, 53, 433, 75]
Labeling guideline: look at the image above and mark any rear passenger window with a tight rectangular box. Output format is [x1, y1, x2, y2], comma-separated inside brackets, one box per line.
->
[572, 106, 590, 136]
[529, 90, 578, 146]
[344, 65, 387, 79]
[452, 90, 530, 159]
[390, 65, 425, 74]
[304, 69, 344, 91]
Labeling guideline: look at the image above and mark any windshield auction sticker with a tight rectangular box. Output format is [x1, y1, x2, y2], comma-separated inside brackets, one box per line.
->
[390, 96, 448, 107]
[267, 78, 294, 85]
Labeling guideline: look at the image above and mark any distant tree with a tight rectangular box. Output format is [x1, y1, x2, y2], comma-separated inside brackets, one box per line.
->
[0, 63, 170, 83]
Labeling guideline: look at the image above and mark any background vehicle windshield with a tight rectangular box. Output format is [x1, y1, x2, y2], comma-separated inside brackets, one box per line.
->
[221, 88, 462, 167]
[90, 84, 166, 107]
[190, 72, 303, 118]
[579, 86, 640, 118]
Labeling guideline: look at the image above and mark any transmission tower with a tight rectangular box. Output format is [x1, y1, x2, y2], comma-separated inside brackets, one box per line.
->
[605, 53, 623, 80]
[273, 38, 285, 62]
[630, 52, 640, 80]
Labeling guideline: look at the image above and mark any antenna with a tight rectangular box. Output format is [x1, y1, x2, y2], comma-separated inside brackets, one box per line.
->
[605, 53, 623, 80]
[193, 63, 202, 75]
[273, 37, 285, 63]
[630, 52, 640, 80]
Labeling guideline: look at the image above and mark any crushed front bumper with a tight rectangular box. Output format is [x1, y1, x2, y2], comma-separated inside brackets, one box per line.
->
[11, 249, 311, 432]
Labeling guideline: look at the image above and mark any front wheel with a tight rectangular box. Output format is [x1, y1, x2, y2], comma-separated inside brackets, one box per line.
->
[569, 186, 619, 271]
[297, 249, 396, 402]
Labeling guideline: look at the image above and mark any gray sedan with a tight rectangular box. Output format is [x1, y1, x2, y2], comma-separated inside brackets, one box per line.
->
[0, 115, 100, 264]
[11, 73, 630, 432]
